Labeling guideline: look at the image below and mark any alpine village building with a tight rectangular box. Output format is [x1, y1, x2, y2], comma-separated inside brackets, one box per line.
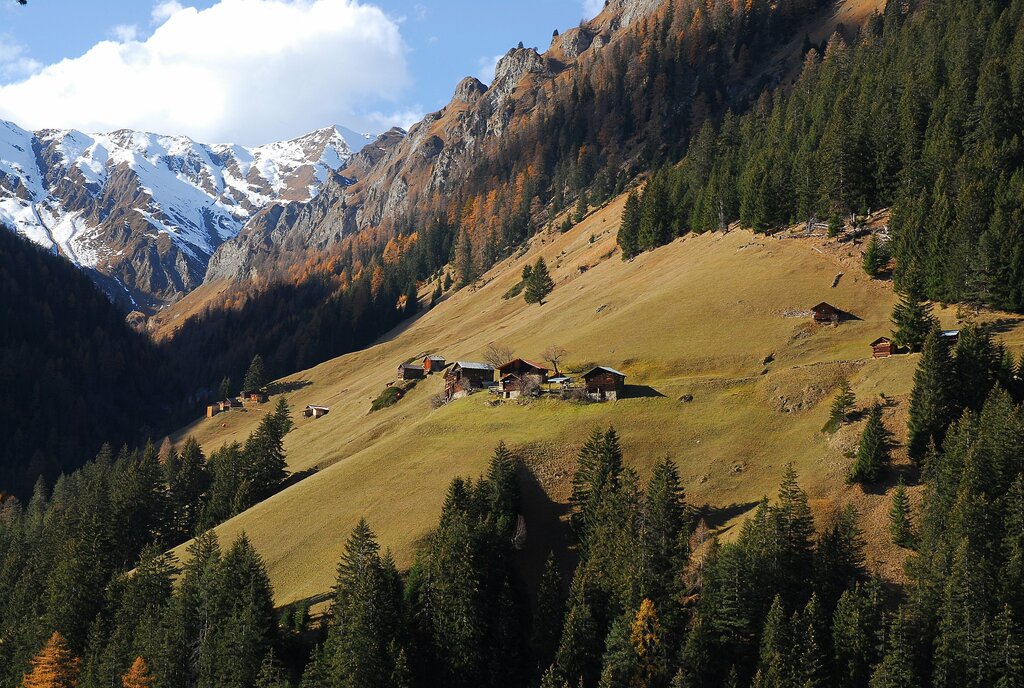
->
[423, 355, 446, 374]
[497, 359, 549, 399]
[444, 361, 496, 400]
[583, 366, 627, 401]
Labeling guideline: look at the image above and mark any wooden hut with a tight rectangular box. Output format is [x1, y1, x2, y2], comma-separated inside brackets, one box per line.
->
[940, 330, 960, 345]
[583, 366, 627, 401]
[397, 362, 425, 380]
[303, 405, 330, 419]
[497, 359, 549, 399]
[444, 361, 496, 399]
[871, 337, 894, 358]
[811, 302, 841, 324]
[207, 404, 219, 418]
[247, 391, 268, 404]
[423, 355, 446, 374]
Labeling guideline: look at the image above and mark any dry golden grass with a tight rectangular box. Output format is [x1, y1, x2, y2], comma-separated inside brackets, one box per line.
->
[168, 191, 1024, 606]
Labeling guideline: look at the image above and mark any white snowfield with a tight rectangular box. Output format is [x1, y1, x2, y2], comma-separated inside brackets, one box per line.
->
[0, 119, 372, 269]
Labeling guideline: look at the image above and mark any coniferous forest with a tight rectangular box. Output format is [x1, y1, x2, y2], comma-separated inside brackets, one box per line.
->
[1, 333, 1022, 687]
[617, 0, 1024, 312]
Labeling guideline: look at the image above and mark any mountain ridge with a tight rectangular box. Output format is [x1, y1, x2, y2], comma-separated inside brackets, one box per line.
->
[0, 120, 381, 311]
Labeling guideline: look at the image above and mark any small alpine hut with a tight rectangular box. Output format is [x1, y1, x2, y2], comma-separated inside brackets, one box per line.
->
[444, 361, 496, 400]
[871, 336, 895, 358]
[583, 366, 627, 402]
[811, 302, 841, 324]
[940, 330, 961, 345]
[423, 355, 446, 374]
[303, 405, 330, 419]
[207, 404, 219, 418]
[497, 359, 550, 399]
[397, 362, 425, 380]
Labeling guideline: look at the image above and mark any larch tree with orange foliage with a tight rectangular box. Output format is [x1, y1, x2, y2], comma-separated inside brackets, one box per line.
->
[121, 657, 155, 688]
[22, 632, 81, 688]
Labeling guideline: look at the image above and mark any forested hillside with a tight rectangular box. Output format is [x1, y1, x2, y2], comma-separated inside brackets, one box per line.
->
[619, 0, 1024, 311]
[0, 230, 179, 496]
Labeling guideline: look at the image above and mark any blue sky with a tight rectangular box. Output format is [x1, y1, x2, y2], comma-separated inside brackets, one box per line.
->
[0, 0, 601, 144]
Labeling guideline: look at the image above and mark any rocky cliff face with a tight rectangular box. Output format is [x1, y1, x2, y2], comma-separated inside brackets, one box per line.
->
[201, 0, 663, 286]
[0, 122, 366, 311]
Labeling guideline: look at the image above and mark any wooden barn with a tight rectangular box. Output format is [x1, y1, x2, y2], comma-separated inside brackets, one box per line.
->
[303, 405, 330, 419]
[397, 362, 425, 380]
[940, 330, 961, 345]
[871, 337, 895, 358]
[246, 391, 268, 404]
[444, 361, 496, 399]
[583, 366, 626, 401]
[811, 302, 841, 324]
[207, 404, 219, 418]
[496, 359, 549, 399]
[423, 355, 446, 374]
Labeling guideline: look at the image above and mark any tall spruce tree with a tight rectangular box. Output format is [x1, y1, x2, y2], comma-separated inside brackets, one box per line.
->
[848, 403, 892, 484]
[524, 257, 555, 305]
[243, 355, 267, 393]
[891, 286, 937, 353]
[889, 481, 915, 548]
[907, 330, 955, 464]
[618, 191, 642, 259]
[824, 379, 856, 433]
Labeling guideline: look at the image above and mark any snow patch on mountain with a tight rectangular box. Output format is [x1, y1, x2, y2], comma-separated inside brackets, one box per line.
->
[0, 120, 371, 308]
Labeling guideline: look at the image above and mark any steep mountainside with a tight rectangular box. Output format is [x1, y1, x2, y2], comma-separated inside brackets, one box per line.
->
[0, 229, 178, 497]
[168, 191, 1024, 608]
[0, 121, 376, 311]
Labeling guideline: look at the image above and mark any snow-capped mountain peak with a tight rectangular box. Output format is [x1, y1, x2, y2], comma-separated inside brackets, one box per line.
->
[0, 120, 371, 311]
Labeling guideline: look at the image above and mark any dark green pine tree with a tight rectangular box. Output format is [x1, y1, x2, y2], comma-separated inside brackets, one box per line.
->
[772, 464, 816, 605]
[168, 436, 210, 541]
[833, 579, 884, 688]
[755, 595, 792, 688]
[870, 612, 920, 688]
[532, 553, 566, 678]
[796, 594, 829, 688]
[907, 330, 955, 464]
[201, 534, 277, 688]
[569, 427, 624, 546]
[243, 354, 268, 393]
[524, 257, 555, 305]
[824, 379, 856, 433]
[325, 519, 403, 688]
[618, 190, 642, 259]
[891, 285, 937, 352]
[991, 604, 1023, 688]
[242, 411, 289, 501]
[813, 506, 867, 614]
[848, 403, 892, 484]
[889, 481, 915, 549]
[933, 539, 993, 688]
[638, 173, 672, 250]
[641, 456, 689, 614]
[254, 651, 289, 688]
[863, 234, 889, 277]
[952, 325, 999, 413]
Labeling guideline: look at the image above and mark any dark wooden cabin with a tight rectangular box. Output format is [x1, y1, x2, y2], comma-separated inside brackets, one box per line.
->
[811, 302, 841, 324]
[583, 366, 626, 401]
[444, 361, 496, 399]
[397, 362, 425, 380]
[871, 337, 894, 358]
[497, 359, 549, 399]
[423, 355, 446, 374]
[940, 330, 960, 346]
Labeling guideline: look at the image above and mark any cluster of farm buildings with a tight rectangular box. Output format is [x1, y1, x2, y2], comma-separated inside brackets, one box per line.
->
[397, 354, 627, 402]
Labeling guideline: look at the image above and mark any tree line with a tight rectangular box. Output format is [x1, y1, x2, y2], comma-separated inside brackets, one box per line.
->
[618, 0, 1024, 314]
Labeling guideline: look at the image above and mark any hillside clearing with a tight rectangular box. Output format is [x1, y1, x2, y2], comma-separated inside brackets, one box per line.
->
[170, 190, 1024, 606]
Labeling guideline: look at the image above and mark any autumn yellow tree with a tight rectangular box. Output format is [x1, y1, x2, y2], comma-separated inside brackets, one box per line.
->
[22, 632, 80, 688]
[120, 657, 155, 688]
[630, 598, 667, 687]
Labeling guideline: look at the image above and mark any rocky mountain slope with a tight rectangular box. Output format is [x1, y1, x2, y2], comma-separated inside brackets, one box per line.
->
[200, 0, 666, 286]
[0, 121, 376, 311]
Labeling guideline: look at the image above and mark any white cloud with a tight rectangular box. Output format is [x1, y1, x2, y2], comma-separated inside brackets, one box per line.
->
[0, 35, 40, 81]
[0, 0, 412, 145]
[582, 0, 605, 19]
[111, 24, 140, 42]
[476, 54, 503, 84]
[151, 1, 184, 24]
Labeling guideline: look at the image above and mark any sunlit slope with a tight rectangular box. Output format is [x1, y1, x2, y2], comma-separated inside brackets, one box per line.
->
[171, 191, 1019, 606]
